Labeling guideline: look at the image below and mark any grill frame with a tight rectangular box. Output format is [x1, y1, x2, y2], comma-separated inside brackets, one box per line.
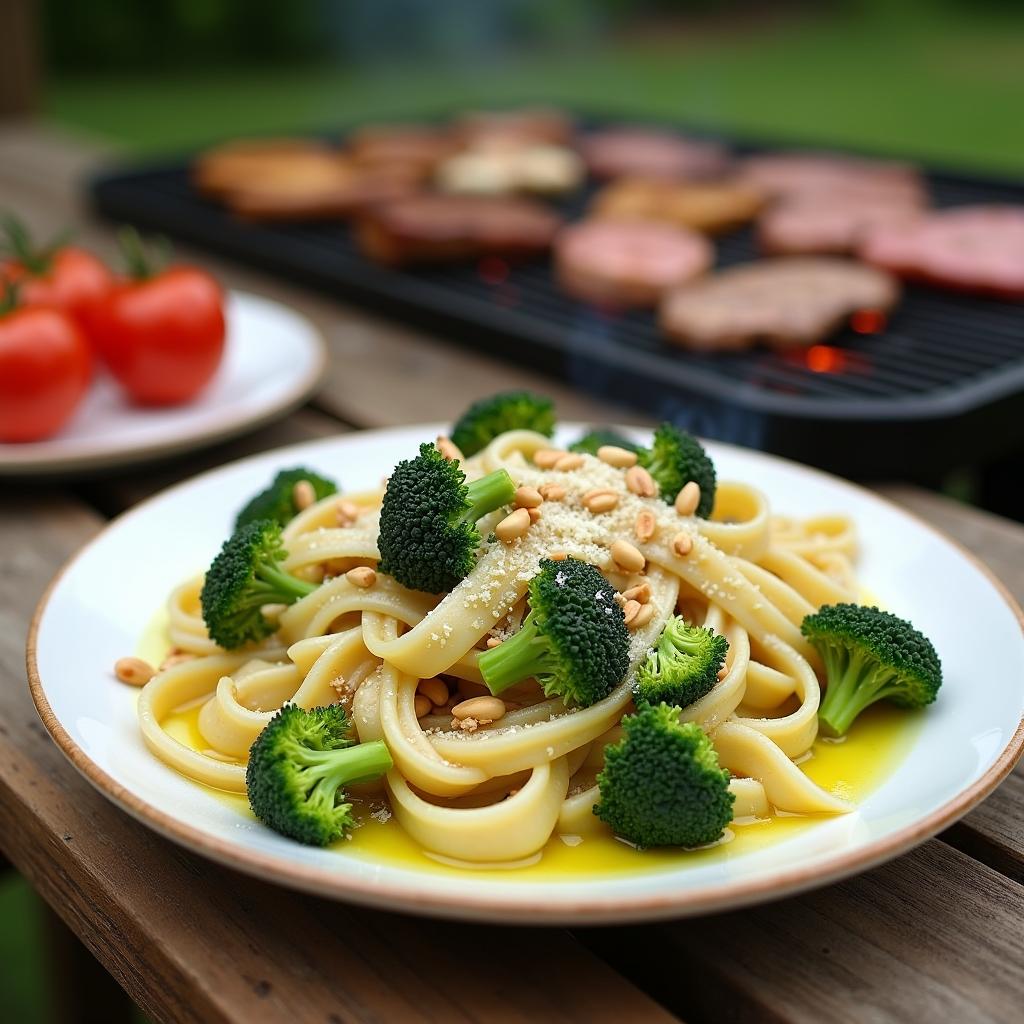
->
[88, 117, 1024, 478]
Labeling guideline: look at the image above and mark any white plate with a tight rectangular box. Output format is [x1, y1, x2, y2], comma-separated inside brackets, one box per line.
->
[27, 425, 1024, 923]
[1, 291, 326, 476]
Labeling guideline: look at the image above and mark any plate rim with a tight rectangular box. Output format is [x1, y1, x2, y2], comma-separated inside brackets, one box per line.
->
[25, 423, 1024, 924]
[0, 290, 328, 477]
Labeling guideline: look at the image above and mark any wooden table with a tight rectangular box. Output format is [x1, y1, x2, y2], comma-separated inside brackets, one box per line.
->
[2, 123, 1023, 1024]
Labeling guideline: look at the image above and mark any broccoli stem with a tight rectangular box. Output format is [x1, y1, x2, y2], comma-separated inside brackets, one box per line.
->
[295, 739, 394, 791]
[479, 612, 555, 694]
[818, 647, 901, 736]
[460, 468, 516, 525]
[256, 558, 318, 602]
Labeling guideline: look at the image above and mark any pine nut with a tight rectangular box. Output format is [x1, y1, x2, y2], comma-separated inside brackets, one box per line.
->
[346, 566, 377, 588]
[634, 509, 656, 543]
[292, 479, 316, 510]
[533, 448, 564, 468]
[527, 507, 541, 523]
[495, 507, 531, 542]
[675, 481, 702, 517]
[548, 551, 568, 561]
[610, 539, 646, 573]
[717, 665, 729, 681]
[260, 602, 287, 620]
[335, 499, 360, 526]
[486, 636, 503, 648]
[538, 483, 566, 501]
[418, 677, 449, 707]
[621, 582, 652, 605]
[625, 466, 657, 497]
[597, 445, 638, 468]
[622, 600, 642, 626]
[582, 489, 619, 514]
[452, 696, 506, 723]
[436, 435, 464, 461]
[631, 603, 656, 630]
[414, 694, 433, 718]
[554, 453, 584, 472]
[514, 485, 543, 508]
[114, 656, 154, 686]
[671, 531, 693, 557]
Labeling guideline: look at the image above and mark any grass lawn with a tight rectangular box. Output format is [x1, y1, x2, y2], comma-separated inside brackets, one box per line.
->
[0, 873, 49, 1023]
[44, 6, 1024, 172]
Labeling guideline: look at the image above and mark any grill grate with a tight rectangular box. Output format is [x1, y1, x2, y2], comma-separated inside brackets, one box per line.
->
[89, 122, 1024, 478]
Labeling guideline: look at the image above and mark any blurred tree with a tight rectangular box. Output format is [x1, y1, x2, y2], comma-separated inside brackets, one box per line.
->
[42, 0, 328, 71]
[41, 0, 771, 73]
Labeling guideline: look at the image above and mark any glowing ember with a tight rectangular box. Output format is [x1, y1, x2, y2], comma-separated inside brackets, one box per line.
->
[850, 308, 887, 334]
[805, 345, 848, 373]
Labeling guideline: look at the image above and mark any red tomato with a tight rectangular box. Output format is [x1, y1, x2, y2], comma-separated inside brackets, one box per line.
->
[2, 246, 113, 334]
[91, 267, 226, 406]
[0, 304, 93, 442]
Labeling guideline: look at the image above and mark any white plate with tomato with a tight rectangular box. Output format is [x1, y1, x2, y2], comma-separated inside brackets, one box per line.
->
[0, 226, 326, 476]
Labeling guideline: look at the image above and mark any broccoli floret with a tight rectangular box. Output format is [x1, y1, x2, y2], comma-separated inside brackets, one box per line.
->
[634, 616, 729, 708]
[478, 557, 629, 707]
[377, 442, 516, 593]
[802, 603, 942, 737]
[636, 423, 716, 514]
[246, 704, 392, 846]
[200, 519, 317, 649]
[451, 390, 556, 456]
[595, 703, 734, 848]
[235, 467, 338, 530]
[568, 428, 640, 456]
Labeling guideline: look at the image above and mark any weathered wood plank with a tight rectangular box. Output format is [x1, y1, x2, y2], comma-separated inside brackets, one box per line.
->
[584, 840, 1024, 1024]
[74, 406, 345, 514]
[0, 495, 679, 1024]
[40, 901, 136, 1024]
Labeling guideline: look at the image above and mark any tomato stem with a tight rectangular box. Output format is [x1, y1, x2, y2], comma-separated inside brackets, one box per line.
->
[0, 279, 20, 317]
[0, 214, 74, 276]
[118, 225, 171, 281]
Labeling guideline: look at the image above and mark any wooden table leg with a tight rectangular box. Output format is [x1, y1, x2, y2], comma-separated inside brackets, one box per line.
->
[40, 901, 136, 1024]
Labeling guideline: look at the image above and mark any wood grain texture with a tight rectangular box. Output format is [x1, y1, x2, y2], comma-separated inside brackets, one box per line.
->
[74, 406, 345, 515]
[585, 840, 1024, 1024]
[0, 494, 678, 1024]
[41, 900, 136, 1024]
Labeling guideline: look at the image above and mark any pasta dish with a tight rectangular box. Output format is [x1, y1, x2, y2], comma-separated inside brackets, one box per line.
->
[127, 393, 941, 867]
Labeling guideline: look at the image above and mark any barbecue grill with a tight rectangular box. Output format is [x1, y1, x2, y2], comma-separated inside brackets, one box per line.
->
[89, 118, 1024, 480]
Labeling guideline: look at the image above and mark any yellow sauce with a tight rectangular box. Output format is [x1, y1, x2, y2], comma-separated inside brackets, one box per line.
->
[142, 587, 922, 880]
[156, 690, 920, 880]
